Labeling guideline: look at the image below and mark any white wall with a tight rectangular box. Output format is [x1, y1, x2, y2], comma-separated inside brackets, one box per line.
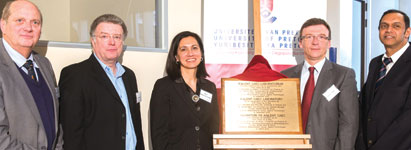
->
[399, 0, 411, 43]
[327, 0, 353, 68]
[32, 0, 71, 41]
[167, 0, 202, 41]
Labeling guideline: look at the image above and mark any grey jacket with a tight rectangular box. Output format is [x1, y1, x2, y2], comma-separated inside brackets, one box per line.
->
[0, 39, 63, 150]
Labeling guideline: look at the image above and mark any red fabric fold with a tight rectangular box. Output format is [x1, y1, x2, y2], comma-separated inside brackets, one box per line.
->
[231, 55, 287, 81]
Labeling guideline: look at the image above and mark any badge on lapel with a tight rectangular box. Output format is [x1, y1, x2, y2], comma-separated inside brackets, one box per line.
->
[136, 92, 142, 103]
[322, 84, 340, 101]
[55, 87, 60, 98]
[200, 89, 212, 103]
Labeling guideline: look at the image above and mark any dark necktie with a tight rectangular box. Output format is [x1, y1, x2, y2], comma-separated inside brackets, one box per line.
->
[375, 57, 392, 89]
[23, 60, 37, 82]
[302, 67, 315, 133]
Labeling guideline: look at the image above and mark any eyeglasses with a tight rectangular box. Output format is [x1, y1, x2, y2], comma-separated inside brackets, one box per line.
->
[301, 35, 330, 41]
[93, 33, 123, 42]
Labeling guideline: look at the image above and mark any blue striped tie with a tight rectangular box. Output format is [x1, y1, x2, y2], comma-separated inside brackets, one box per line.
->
[23, 60, 37, 82]
[375, 57, 392, 89]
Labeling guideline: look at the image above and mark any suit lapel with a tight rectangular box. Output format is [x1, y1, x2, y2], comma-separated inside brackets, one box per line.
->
[88, 55, 122, 103]
[0, 40, 44, 127]
[366, 55, 383, 109]
[292, 64, 303, 78]
[173, 78, 199, 119]
[122, 71, 137, 119]
[310, 60, 333, 116]
[370, 44, 411, 108]
[382, 45, 411, 84]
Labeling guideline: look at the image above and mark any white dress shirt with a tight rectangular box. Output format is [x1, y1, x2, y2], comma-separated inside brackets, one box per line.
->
[383, 42, 409, 75]
[2, 38, 39, 80]
[299, 58, 326, 102]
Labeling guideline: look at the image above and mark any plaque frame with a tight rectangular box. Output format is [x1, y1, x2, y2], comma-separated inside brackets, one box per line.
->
[221, 78, 303, 134]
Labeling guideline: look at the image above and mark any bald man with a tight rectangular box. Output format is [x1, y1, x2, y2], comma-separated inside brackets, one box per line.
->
[0, 1, 63, 149]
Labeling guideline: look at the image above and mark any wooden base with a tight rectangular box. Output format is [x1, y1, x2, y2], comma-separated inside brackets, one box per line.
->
[213, 134, 311, 149]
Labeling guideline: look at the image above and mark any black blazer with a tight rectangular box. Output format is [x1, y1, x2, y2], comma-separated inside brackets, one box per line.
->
[59, 55, 145, 150]
[356, 43, 411, 150]
[150, 76, 219, 150]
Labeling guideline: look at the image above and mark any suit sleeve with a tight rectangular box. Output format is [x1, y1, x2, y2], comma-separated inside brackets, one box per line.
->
[209, 83, 220, 135]
[370, 88, 411, 150]
[43, 57, 64, 150]
[335, 69, 359, 150]
[59, 67, 86, 150]
[0, 81, 37, 149]
[150, 80, 170, 150]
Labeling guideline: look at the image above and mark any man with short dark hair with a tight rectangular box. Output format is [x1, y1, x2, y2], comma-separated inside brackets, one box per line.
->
[0, 0, 63, 149]
[59, 14, 145, 150]
[281, 18, 359, 150]
[356, 9, 411, 150]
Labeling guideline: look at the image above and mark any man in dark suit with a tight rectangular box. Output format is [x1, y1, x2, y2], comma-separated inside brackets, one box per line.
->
[281, 18, 359, 150]
[59, 14, 145, 150]
[0, 0, 63, 149]
[356, 9, 411, 150]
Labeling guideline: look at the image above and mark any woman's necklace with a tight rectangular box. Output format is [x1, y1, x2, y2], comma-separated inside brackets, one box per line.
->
[183, 78, 200, 103]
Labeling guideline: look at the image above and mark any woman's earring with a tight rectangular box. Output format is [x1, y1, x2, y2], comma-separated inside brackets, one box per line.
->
[201, 57, 204, 61]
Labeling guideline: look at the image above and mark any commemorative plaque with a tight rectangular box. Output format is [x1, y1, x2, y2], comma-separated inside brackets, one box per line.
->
[221, 78, 302, 134]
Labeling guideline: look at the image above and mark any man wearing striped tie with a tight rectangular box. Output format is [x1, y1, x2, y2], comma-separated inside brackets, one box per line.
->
[0, 0, 63, 149]
[356, 9, 411, 150]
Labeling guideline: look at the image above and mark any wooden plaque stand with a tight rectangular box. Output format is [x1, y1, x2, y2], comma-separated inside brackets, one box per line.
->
[213, 134, 311, 149]
[213, 1, 311, 149]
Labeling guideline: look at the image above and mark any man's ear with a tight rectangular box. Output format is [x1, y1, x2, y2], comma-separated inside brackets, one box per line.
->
[90, 38, 96, 47]
[0, 19, 6, 34]
[405, 27, 411, 39]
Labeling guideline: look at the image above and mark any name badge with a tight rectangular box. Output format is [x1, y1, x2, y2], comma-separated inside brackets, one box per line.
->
[55, 87, 60, 98]
[136, 92, 142, 103]
[200, 89, 212, 103]
[322, 84, 340, 101]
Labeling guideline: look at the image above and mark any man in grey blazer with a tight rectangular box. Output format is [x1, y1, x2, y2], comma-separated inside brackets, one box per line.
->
[281, 18, 359, 150]
[0, 0, 63, 149]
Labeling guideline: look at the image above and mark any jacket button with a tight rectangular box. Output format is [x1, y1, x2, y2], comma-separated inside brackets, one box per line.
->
[122, 135, 125, 140]
[368, 140, 373, 145]
[368, 117, 372, 122]
[195, 126, 200, 131]
[196, 106, 200, 111]
[122, 114, 125, 118]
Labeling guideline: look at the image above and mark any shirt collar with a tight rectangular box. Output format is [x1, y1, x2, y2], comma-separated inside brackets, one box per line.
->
[383, 42, 409, 63]
[303, 57, 326, 73]
[93, 53, 125, 77]
[2, 38, 38, 68]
